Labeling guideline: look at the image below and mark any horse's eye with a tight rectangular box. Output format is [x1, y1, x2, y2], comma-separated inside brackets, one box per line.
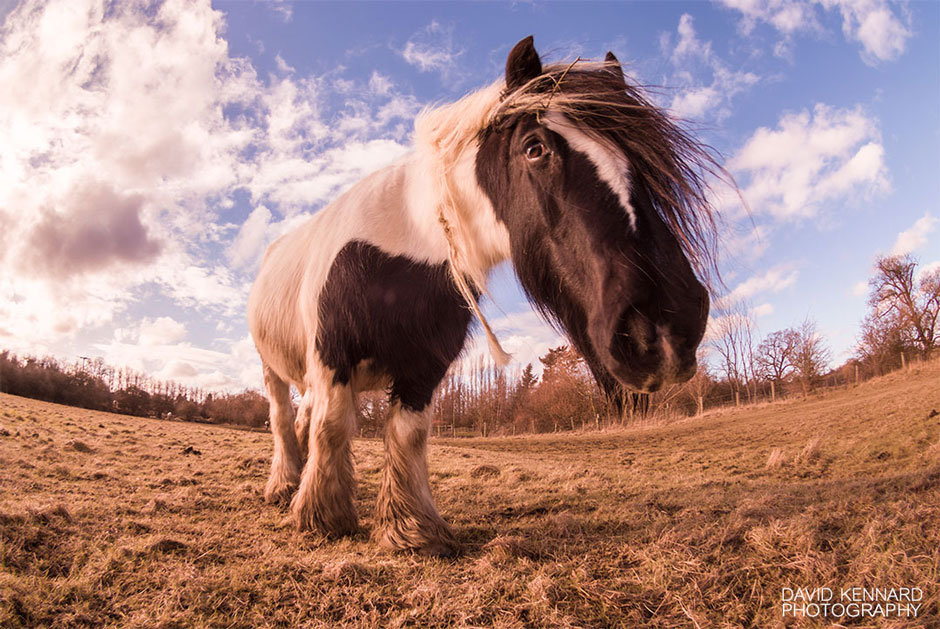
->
[524, 140, 546, 161]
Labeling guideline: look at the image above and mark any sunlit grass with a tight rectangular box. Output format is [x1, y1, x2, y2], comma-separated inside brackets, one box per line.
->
[1, 360, 938, 627]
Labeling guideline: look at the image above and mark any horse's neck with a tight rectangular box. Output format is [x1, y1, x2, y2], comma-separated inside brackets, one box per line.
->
[409, 148, 512, 287]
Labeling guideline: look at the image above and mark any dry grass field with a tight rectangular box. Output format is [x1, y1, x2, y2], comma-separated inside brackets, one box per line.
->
[2, 361, 939, 628]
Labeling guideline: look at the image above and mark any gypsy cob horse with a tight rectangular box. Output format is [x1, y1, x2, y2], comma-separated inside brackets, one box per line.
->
[248, 36, 718, 556]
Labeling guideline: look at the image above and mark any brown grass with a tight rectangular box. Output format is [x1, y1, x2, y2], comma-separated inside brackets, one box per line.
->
[2, 360, 939, 627]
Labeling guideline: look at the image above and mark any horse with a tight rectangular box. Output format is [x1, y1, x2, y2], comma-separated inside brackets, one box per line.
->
[248, 36, 720, 556]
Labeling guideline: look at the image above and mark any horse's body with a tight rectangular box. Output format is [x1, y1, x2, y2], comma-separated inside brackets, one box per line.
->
[248, 37, 719, 555]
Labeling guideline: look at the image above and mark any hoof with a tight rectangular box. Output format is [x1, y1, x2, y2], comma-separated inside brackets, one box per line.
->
[416, 538, 461, 558]
[264, 479, 297, 505]
[375, 525, 460, 558]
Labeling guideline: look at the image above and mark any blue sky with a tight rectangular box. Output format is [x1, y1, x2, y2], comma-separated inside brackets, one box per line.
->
[0, 0, 936, 391]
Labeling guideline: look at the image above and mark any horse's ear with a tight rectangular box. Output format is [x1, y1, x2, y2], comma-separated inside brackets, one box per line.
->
[505, 36, 542, 91]
[605, 51, 625, 85]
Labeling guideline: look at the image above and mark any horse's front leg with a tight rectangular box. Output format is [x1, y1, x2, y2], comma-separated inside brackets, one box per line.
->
[375, 402, 458, 557]
[294, 389, 313, 462]
[290, 371, 358, 536]
[262, 364, 302, 505]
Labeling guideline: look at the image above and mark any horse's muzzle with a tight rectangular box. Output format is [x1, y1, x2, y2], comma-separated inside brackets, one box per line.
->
[595, 292, 707, 393]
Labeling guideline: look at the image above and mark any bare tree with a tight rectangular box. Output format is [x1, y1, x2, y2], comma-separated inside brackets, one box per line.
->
[755, 328, 797, 401]
[869, 255, 940, 358]
[856, 309, 913, 375]
[709, 302, 756, 406]
[791, 318, 831, 396]
[683, 347, 714, 414]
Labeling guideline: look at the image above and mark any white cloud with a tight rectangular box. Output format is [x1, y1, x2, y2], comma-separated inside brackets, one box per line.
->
[891, 213, 938, 256]
[671, 86, 722, 121]
[458, 309, 565, 376]
[0, 0, 420, 374]
[274, 53, 295, 74]
[138, 317, 187, 346]
[751, 303, 774, 318]
[268, 0, 293, 23]
[159, 360, 199, 380]
[722, 224, 773, 263]
[720, 0, 823, 37]
[828, 0, 911, 64]
[917, 261, 940, 284]
[403, 42, 453, 73]
[229, 206, 273, 270]
[852, 281, 868, 296]
[719, 0, 911, 64]
[672, 13, 713, 62]
[95, 333, 261, 391]
[728, 103, 889, 220]
[0, 0, 259, 343]
[369, 71, 393, 96]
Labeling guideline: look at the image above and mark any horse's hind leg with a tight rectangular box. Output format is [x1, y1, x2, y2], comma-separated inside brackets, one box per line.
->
[263, 363, 302, 504]
[376, 402, 458, 557]
[291, 365, 358, 536]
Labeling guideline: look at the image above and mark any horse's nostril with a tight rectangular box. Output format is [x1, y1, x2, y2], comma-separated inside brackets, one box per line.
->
[608, 310, 660, 370]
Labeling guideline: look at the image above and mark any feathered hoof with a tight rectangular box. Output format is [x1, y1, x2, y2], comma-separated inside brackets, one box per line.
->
[290, 493, 359, 537]
[263, 477, 297, 505]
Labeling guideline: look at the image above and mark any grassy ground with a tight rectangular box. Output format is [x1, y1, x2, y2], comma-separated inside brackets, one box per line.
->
[1, 361, 939, 628]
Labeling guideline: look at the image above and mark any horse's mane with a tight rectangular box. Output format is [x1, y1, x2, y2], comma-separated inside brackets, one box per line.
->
[414, 83, 516, 364]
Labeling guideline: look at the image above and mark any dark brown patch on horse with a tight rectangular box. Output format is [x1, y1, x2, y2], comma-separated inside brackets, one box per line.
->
[316, 240, 474, 412]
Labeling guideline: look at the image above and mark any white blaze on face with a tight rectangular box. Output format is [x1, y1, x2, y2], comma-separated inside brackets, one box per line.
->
[544, 111, 637, 231]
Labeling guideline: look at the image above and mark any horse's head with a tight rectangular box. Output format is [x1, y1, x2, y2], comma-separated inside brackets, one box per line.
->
[475, 37, 717, 394]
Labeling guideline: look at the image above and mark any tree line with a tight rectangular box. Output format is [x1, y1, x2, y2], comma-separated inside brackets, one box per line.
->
[2, 254, 936, 436]
[0, 352, 267, 427]
[706, 254, 938, 410]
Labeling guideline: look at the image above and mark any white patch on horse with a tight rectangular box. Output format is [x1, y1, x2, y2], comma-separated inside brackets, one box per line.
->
[544, 111, 637, 231]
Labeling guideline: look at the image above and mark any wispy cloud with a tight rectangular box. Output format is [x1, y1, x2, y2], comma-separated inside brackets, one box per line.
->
[399, 20, 465, 86]
[717, 263, 800, 309]
[719, 0, 911, 65]
[751, 303, 775, 318]
[663, 13, 761, 121]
